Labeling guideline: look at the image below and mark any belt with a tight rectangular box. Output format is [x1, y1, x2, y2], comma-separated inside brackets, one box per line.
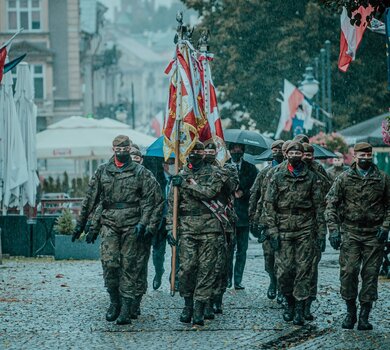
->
[343, 219, 381, 229]
[103, 202, 139, 210]
[277, 208, 313, 215]
[180, 208, 211, 216]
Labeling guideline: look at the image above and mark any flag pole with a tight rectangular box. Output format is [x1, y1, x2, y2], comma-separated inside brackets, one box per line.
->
[170, 11, 184, 297]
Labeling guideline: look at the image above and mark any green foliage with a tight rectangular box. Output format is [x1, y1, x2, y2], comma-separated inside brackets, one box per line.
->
[54, 209, 75, 235]
[181, 0, 389, 132]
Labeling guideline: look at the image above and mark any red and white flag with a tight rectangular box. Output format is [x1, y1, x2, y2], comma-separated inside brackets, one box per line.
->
[0, 46, 7, 83]
[151, 110, 163, 137]
[338, 6, 373, 72]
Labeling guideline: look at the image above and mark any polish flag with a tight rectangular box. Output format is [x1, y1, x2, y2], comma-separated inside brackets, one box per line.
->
[0, 46, 7, 83]
[338, 6, 373, 72]
[275, 79, 304, 138]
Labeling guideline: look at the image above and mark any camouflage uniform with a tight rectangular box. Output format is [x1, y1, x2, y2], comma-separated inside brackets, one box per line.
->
[76, 157, 163, 300]
[167, 163, 225, 303]
[326, 165, 349, 182]
[325, 163, 390, 303]
[264, 162, 325, 301]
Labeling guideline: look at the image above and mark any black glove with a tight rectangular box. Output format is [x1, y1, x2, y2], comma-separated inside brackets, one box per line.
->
[86, 229, 99, 244]
[377, 227, 389, 243]
[258, 226, 268, 244]
[270, 236, 281, 251]
[318, 237, 326, 252]
[250, 222, 259, 238]
[134, 223, 146, 241]
[329, 230, 341, 250]
[167, 231, 177, 246]
[71, 225, 83, 242]
[171, 175, 183, 187]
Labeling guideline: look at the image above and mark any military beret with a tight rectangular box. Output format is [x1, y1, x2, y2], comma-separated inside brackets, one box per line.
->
[293, 134, 310, 144]
[281, 140, 292, 152]
[130, 147, 142, 157]
[271, 140, 284, 150]
[131, 143, 140, 150]
[192, 141, 205, 151]
[354, 142, 372, 152]
[286, 141, 304, 153]
[112, 135, 131, 147]
[302, 142, 314, 153]
[204, 139, 217, 150]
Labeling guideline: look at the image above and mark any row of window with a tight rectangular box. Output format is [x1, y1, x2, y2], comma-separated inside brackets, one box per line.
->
[7, 0, 41, 31]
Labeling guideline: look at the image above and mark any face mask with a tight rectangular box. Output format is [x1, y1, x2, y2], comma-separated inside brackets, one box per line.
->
[115, 152, 130, 163]
[288, 156, 302, 167]
[204, 154, 216, 164]
[357, 158, 372, 171]
[272, 152, 284, 164]
[188, 154, 203, 168]
[167, 164, 176, 175]
[231, 152, 243, 162]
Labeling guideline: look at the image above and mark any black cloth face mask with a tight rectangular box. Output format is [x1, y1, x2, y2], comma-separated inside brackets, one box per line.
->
[272, 152, 284, 164]
[357, 158, 372, 170]
[188, 154, 203, 170]
[288, 156, 302, 167]
[231, 152, 243, 162]
[115, 152, 131, 163]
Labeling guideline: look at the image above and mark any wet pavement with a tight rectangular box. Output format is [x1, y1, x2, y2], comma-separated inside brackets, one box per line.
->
[1, 240, 389, 349]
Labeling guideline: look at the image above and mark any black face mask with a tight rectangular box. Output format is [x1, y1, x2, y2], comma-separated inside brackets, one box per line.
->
[357, 158, 372, 171]
[288, 156, 302, 167]
[231, 152, 243, 162]
[302, 157, 313, 165]
[115, 152, 130, 163]
[188, 154, 203, 170]
[204, 154, 216, 164]
[272, 152, 284, 164]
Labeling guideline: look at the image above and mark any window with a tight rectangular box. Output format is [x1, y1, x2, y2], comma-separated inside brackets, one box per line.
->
[7, 0, 41, 32]
[10, 63, 45, 99]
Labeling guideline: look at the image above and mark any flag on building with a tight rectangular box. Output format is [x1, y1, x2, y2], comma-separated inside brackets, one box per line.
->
[151, 110, 164, 137]
[338, 6, 373, 72]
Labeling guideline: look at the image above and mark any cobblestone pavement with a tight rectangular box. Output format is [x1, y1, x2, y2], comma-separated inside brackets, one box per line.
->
[1, 239, 389, 350]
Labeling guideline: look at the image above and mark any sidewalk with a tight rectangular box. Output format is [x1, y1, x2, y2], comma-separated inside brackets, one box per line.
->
[1, 241, 389, 350]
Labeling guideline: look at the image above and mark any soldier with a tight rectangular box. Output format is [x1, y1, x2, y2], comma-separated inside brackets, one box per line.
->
[130, 147, 143, 164]
[203, 141, 239, 316]
[227, 143, 258, 289]
[249, 140, 284, 299]
[72, 135, 163, 325]
[327, 151, 349, 181]
[301, 142, 331, 320]
[325, 142, 390, 330]
[264, 141, 325, 326]
[166, 141, 226, 326]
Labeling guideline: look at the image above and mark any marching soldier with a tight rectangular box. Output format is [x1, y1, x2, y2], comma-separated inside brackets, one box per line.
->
[72, 135, 163, 325]
[327, 151, 349, 181]
[166, 141, 226, 326]
[264, 141, 325, 326]
[325, 142, 390, 330]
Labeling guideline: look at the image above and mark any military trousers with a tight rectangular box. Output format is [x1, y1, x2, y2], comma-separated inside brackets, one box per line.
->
[228, 226, 249, 285]
[212, 233, 229, 298]
[308, 242, 322, 299]
[275, 231, 315, 301]
[263, 238, 276, 277]
[339, 229, 384, 303]
[100, 224, 151, 299]
[178, 232, 220, 302]
[152, 227, 167, 277]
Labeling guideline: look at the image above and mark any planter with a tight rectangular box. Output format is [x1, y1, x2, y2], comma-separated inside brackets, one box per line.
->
[55, 234, 101, 260]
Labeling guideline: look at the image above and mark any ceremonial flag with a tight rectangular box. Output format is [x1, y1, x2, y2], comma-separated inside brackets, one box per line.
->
[0, 46, 7, 83]
[338, 6, 372, 72]
[292, 117, 304, 138]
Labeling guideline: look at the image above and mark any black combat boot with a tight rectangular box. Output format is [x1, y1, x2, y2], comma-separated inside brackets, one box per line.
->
[283, 295, 295, 322]
[131, 295, 142, 319]
[357, 302, 373, 331]
[213, 294, 223, 314]
[267, 273, 277, 300]
[293, 300, 305, 326]
[204, 300, 215, 320]
[342, 299, 357, 329]
[304, 297, 314, 321]
[276, 290, 284, 305]
[192, 300, 205, 326]
[179, 297, 193, 323]
[116, 297, 133, 325]
[105, 289, 121, 322]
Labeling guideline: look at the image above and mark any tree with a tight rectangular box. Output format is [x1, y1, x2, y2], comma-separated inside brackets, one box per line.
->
[181, 0, 389, 133]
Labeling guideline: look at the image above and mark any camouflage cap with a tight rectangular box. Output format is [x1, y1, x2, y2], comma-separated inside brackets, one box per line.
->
[293, 134, 310, 144]
[112, 135, 131, 147]
[271, 140, 284, 150]
[354, 142, 372, 152]
[281, 140, 292, 152]
[286, 141, 304, 153]
[302, 142, 314, 153]
[192, 141, 205, 151]
[130, 147, 142, 157]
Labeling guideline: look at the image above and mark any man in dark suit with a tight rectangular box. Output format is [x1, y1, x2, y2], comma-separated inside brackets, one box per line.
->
[227, 143, 258, 289]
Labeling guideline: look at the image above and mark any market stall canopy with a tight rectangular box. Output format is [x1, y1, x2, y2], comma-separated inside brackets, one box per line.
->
[37, 116, 156, 159]
[339, 113, 389, 147]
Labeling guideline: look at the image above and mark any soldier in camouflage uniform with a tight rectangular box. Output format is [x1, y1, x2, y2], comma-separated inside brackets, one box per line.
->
[166, 141, 226, 326]
[325, 142, 390, 330]
[249, 140, 284, 300]
[264, 141, 325, 326]
[327, 151, 349, 181]
[72, 135, 163, 325]
[301, 142, 331, 320]
[203, 141, 239, 317]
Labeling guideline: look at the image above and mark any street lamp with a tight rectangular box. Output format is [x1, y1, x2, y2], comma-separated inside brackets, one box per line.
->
[299, 66, 319, 99]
